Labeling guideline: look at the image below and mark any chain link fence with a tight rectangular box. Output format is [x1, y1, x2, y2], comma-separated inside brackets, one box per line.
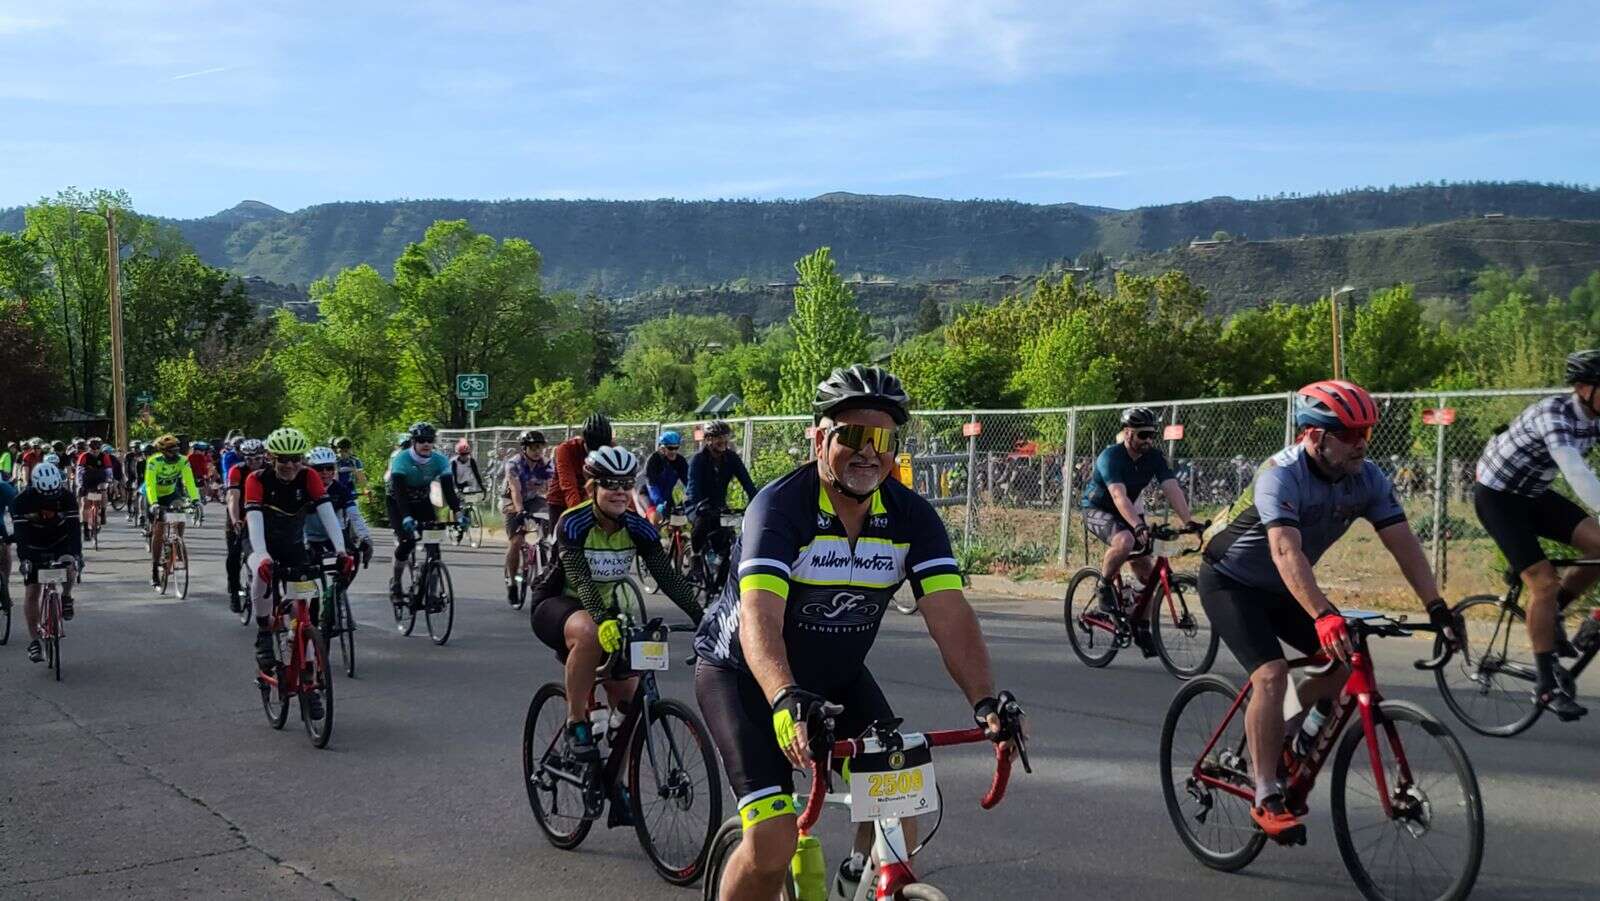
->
[443, 387, 1563, 599]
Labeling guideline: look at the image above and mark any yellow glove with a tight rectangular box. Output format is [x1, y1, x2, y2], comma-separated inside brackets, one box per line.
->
[597, 618, 622, 654]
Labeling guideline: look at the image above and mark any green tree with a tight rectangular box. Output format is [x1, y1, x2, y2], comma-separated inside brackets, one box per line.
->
[122, 248, 258, 408]
[913, 296, 943, 334]
[779, 247, 871, 413]
[1009, 311, 1119, 408]
[514, 378, 590, 425]
[1345, 284, 1453, 391]
[698, 326, 792, 414]
[0, 300, 63, 435]
[580, 294, 620, 388]
[153, 349, 284, 438]
[275, 264, 405, 439]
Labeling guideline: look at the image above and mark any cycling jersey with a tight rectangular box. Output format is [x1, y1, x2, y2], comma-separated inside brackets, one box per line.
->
[12, 489, 81, 556]
[1204, 444, 1405, 594]
[502, 453, 553, 507]
[335, 454, 364, 489]
[75, 452, 113, 490]
[1081, 443, 1174, 512]
[546, 436, 587, 514]
[387, 448, 451, 497]
[186, 451, 212, 481]
[684, 449, 755, 514]
[644, 451, 688, 508]
[244, 467, 327, 560]
[555, 500, 661, 611]
[451, 455, 484, 493]
[693, 464, 961, 690]
[305, 476, 368, 545]
[144, 454, 199, 505]
[1477, 394, 1600, 498]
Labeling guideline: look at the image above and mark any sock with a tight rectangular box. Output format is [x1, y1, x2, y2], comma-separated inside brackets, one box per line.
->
[1254, 780, 1283, 806]
[1535, 651, 1559, 692]
[1557, 587, 1577, 612]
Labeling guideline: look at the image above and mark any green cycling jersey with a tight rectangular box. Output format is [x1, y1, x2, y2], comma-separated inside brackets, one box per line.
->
[144, 454, 199, 505]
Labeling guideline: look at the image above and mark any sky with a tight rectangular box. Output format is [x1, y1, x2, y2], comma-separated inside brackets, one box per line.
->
[1, 1, 1596, 218]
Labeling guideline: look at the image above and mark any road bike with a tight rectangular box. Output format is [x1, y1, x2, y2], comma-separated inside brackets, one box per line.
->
[1160, 612, 1481, 901]
[256, 562, 336, 748]
[688, 508, 742, 602]
[1064, 522, 1216, 678]
[510, 508, 553, 610]
[636, 511, 689, 595]
[701, 696, 1029, 900]
[317, 554, 358, 678]
[81, 491, 106, 550]
[394, 520, 455, 645]
[450, 491, 486, 548]
[155, 504, 192, 598]
[27, 557, 77, 682]
[522, 576, 722, 885]
[1433, 557, 1600, 737]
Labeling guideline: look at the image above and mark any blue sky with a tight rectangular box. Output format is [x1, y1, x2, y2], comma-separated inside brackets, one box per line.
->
[2, 1, 1595, 218]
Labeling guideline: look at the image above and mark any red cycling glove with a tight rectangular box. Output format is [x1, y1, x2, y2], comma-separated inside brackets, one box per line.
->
[1315, 612, 1348, 654]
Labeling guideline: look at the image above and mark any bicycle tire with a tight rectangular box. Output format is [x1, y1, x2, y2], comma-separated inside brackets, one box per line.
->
[47, 635, 61, 681]
[514, 555, 533, 611]
[238, 578, 254, 625]
[895, 885, 951, 901]
[0, 592, 11, 646]
[469, 507, 484, 548]
[173, 540, 190, 600]
[1159, 674, 1267, 871]
[1064, 568, 1119, 668]
[261, 630, 290, 729]
[628, 698, 723, 886]
[1153, 573, 1217, 680]
[1433, 595, 1542, 738]
[614, 576, 649, 624]
[523, 682, 594, 850]
[1330, 700, 1483, 901]
[337, 588, 356, 678]
[699, 816, 797, 901]
[425, 562, 455, 645]
[395, 560, 417, 636]
[301, 624, 335, 748]
[111, 489, 125, 512]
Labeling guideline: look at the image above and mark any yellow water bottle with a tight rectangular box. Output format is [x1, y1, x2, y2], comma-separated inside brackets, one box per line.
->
[791, 834, 827, 899]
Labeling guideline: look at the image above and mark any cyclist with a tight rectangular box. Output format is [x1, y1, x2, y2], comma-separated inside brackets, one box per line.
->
[11, 462, 81, 664]
[1, 441, 14, 480]
[450, 438, 486, 531]
[126, 442, 150, 527]
[1080, 407, 1201, 641]
[0, 469, 17, 614]
[684, 420, 756, 588]
[1474, 349, 1600, 721]
[640, 430, 688, 526]
[74, 437, 114, 540]
[244, 429, 353, 692]
[385, 421, 462, 609]
[1199, 379, 1459, 844]
[502, 429, 554, 605]
[529, 446, 704, 763]
[188, 440, 217, 502]
[219, 435, 241, 479]
[224, 438, 269, 612]
[305, 446, 373, 574]
[144, 435, 200, 589]
[18, 439, 44, 485]
[693, 365, 1020, 901]
[548, 413, 612, 519]
[332, 436, 366, 491]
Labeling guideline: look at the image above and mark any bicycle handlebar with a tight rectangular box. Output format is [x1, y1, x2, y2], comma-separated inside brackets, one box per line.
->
[1298, 613, 1458, 671]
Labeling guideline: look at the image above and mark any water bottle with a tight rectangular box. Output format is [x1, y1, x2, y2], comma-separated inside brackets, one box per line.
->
[589, 705, 609, 745]
[1123, 573, 1144, 605]
[1293, 700, 1331, 758]
[791, 834, 827, 899]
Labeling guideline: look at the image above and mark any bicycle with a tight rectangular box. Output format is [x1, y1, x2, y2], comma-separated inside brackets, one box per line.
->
[256, 562, 335, 748]
[701, 696, 1029, 900]
[636, 511, 689, 595]
[188, 494, 206, 527]
[26, 558, 77, 682]
[1433, 557, 1600, 737]
[155, 503, 192, 599]
[317, 554, 358, 678]
[510, 508, 553, 610]
[1064, 521, 1216, 678]
[450, 492, 486, 548]
[522, 576, 722, 885]
[689, 508, 742, 602]
[81, 490, 106, 550]
[1160, 612, 1482, 901]
[108, 480, 126, 514]
[393, 520, 455, 645]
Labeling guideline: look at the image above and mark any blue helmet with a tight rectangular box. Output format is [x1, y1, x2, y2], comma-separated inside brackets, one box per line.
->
[658, 430, 682, 448]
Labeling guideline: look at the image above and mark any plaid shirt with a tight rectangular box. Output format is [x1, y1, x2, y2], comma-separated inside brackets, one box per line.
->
[1476, 394, 1600, 496]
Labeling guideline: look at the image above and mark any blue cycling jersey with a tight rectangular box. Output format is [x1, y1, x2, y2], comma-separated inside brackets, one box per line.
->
[1081, 443, 1175, 512]
[684, 449, 755, 513]
[644, 451, 688, 508]
[388, 449, 451, 495]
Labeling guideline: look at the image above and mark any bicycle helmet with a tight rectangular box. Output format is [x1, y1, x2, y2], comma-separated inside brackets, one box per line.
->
[306, 446, 338, 468]
[813, 365, 910, 425]
[332, 435, 353, 450]
[657, 430, 681, 448]
[582, 413, 613, 451]
[1120, 406, 1160, 429]
[192, 440, 210, 451]
[583, 446, 638, 480]
[407, 421, 437, 443]
[704, 420, 734, 439]
[1565, 350, 1600, 385]
[264, 427, 311, 456]
[1294, 379, 1378, 430]
[44, 453, 60, 466]
[518, 429, 546, 446]
[29, 461, 63, 492]
[238, 438, 265, 456]
[455, 439, 471, 454]
[103, 445, 116, 454]
[153, 434, 179, 452]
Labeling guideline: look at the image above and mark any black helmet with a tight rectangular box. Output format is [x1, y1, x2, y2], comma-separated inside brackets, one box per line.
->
[408, 421, 437, 443]
[704, 420, 734, 439]
[582, 413, 613, 451]
[1120, 406, 1160, 429]
[813, 365, 910, 425]
[519, 429, 547, 446]
[332, 435, 353, 450]
[1566, 350, 1600, 385]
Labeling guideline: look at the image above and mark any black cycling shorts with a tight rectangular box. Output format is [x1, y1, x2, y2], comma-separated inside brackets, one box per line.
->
[1082, 507, 1136, 545]
[1198, 563, 1319, 676]
[531, 593, 585, 660]
[1473, 482, 1590, 576]
[694, 661, 893, 818]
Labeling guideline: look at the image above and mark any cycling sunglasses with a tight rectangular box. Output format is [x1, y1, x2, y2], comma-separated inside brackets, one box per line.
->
[1134, 429, 1158, 441]
[313, 464, 337, 473]
[661, 444, 680, 451]
[827, 423, 900, 455]
[594, 476, 634, 492]
[273, 454, 304, 465]
[1325, 425, 1373, 444]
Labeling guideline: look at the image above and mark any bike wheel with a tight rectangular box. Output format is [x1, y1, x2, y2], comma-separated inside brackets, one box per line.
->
[628, 698, 723, 885]
[896, 885, 951, 901]
[238, 577, 254, 625]
[1330, 700, 1484, 901]
[47, 635, 61, 681]
[1063, 568, 1119, 668]
[1433, 595, 1542, 738]
[111, 489, 125, 512]
[301, 625, 335, 748]
[424, 563, 455, 645]
[395, 561, 417, 636]
[523, 682, 594, 850]
[469, 508, 484, 548]
[261, 630, 290, 729]
[337, 588, 356, 678]
[1153, 573, 1217, 679]
[700, 816, 797, 901]
[173, 540, 190, 600]
[1159, 674, 1268, 871]
[614, 576, 649, 624]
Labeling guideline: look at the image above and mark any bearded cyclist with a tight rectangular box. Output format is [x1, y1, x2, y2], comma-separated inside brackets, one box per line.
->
[386, 422, 461, 608]
[693, 365, 1020, 901]
[685, 420, 755, 590]
[1200, 380, 1460, 844]
[1474, 349, 1600, 720]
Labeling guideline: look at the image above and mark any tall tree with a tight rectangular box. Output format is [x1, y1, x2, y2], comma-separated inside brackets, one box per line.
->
[122, 245, 257, 410]
[779, 247, 871, 413]
[913, 296, 943, 334]
[581, 294, 620, 388]
[0, 300, 63, 436]
[274, 264, 404, 439]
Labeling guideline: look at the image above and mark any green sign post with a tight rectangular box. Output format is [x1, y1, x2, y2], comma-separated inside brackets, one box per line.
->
[456, 374, 489, 429]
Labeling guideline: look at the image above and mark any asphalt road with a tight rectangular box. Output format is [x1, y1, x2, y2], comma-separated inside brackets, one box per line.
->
[1, 511, 1596, 900]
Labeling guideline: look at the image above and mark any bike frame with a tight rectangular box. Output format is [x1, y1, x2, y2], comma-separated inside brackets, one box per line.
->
[258, 575, 323, 699]
[1081, 552, 1181, 637]
[1489, 558, 1599, 685]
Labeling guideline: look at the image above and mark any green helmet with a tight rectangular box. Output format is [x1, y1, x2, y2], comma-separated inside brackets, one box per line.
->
[264, 427, 311, 456]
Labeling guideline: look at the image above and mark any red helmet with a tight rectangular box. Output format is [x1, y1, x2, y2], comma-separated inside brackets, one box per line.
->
[1295, 380, 1378, 430]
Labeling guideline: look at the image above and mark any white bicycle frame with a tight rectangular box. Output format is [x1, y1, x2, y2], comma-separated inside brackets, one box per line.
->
[813, 731, 933, 901]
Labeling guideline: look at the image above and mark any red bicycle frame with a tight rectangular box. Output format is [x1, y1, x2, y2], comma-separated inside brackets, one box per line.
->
[1081, 551, 1184, 635]
[258, 591, 318, 700]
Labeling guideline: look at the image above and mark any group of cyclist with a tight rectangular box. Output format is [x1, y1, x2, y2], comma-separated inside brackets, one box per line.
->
[7, 350, 1600, 899]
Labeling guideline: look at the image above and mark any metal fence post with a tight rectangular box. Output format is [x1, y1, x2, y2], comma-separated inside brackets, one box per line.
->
[965, 413, 978, 552]
[742, 417, 754, 461]
[1432, 392, 1448, 583]
[1058, 408, 1077, 566]
[1284, 392, 1295, 447]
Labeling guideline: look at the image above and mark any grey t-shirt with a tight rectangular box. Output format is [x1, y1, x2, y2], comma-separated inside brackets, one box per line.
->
[1206, 444, 1406, 593]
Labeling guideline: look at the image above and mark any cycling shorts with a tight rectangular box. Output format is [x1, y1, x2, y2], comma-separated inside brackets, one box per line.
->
[1198, 562, 1319, 676]
[531, 593, 586, 660]
[694, 661, 893, 826]
[1473, 482, 1590, 576]
[149, 493, 188, 517]
[1082, 507, 1137, 545]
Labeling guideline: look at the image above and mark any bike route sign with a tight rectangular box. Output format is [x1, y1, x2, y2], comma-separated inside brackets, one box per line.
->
[463, 399, 483, 412]
[455, 373, 489, 400]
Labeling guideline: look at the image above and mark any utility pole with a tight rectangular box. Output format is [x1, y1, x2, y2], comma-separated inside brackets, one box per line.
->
[1329, 285, 1355, 379]
[104, 209, 128, 453]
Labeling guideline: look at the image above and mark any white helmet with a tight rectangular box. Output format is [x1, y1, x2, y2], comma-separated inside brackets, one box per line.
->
[44, 453, 60, 466]
[583, 446, 639, 480]
[306, 446, 338, 467]
[30, 461, 64, 492]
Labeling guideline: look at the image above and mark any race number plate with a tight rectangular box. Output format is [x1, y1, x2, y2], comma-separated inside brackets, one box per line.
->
[287, 580, 320, 600]
[848, 743, 938, 822]
[629, 640, 670, 671]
